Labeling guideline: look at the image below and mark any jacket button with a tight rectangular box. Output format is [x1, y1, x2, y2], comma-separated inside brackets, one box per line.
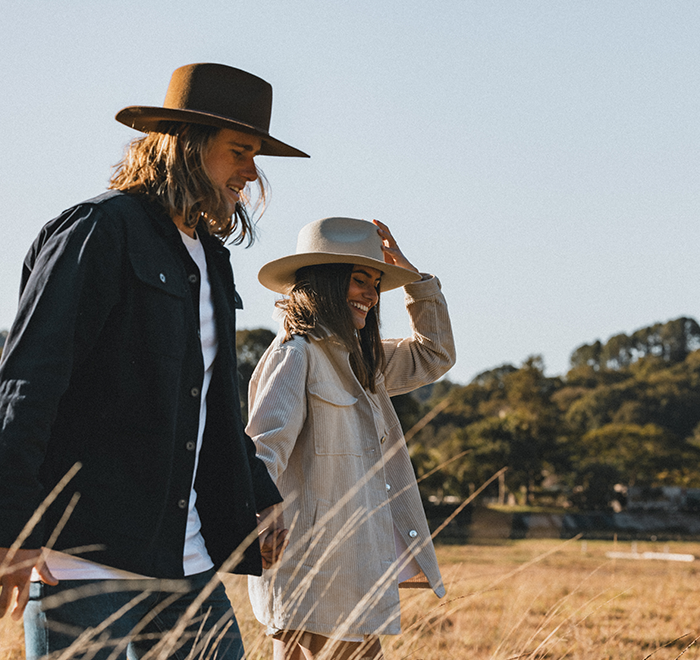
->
[159, 273, 166, 283]
[409, 530, 418, 538]
[190, 387, 200, 397]
[186, 441, 196, 451]
[177, 499, 188, 509]
[386, 483, 391, 491]
[188, 273, 198, 284]
[380, 435, 387, 444]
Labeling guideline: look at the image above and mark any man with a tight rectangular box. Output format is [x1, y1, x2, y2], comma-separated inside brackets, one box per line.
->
[0, 63, 307, 659]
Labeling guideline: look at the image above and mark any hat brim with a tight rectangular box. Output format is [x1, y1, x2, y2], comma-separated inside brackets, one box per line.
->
[258, 252, 422, 295]
[115, 106, 309, 158]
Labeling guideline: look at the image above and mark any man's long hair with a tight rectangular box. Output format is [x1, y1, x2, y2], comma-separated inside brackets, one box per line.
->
[277, 263, 385, 392]
[109, 122, 267, 244]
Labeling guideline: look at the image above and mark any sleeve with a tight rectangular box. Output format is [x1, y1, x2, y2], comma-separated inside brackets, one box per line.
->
[244, 436, 284, 513]
[382, 274, 456, 397]
[245, 342, 308, 484]
[0, 204, 124, 547]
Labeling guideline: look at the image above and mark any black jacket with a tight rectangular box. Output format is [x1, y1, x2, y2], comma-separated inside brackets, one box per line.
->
[0, 190, 281, 577]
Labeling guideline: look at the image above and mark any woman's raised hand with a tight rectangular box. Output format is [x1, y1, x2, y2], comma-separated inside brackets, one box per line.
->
[372, 219, 420, 274]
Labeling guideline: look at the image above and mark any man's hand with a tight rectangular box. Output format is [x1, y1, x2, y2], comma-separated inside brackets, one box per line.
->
[0, 547, 57, 620]
[257, 505, 288, 569]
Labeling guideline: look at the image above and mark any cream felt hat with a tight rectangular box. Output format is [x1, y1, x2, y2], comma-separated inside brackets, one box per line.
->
[258, 217, 421, 294]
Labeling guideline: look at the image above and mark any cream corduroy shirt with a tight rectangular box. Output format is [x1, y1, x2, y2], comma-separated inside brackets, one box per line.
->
[247, 275, 455, 637]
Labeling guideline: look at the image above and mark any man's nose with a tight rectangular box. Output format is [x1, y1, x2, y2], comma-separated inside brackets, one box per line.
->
[241, 157, 258, 182]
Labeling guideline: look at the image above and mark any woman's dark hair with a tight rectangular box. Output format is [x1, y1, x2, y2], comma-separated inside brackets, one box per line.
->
[277, 263, 385, 392]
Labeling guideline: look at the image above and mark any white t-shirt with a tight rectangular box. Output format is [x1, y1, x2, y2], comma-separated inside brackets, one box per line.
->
[179, 229, 217, 576]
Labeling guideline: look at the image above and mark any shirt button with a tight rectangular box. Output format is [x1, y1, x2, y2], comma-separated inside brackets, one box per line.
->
[190, 387, 200, 397]
[177, 499, 187, 509]
[186, 441, 196, 451]
[159, 273, 166, 283]
[380, 435, 387, 444]
[409, 530, 418, 538]
[386, 483, 391, 491]
[188, 273, 198, 284]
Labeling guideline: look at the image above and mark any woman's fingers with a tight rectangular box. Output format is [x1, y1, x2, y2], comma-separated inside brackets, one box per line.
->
[372, 219, 420, 273]
[260, 528, 289, 568]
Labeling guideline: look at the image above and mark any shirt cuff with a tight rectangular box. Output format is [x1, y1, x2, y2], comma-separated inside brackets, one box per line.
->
[403, 273, 442, 302]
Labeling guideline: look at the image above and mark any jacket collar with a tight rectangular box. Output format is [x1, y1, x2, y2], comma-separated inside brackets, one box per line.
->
[307, 334, 369, 399]
[131, 193, 231, 260]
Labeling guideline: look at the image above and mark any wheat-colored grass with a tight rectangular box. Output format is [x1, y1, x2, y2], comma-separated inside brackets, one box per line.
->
[5, 539, 700, 659]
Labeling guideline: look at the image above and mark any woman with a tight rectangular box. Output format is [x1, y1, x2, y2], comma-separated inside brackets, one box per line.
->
[247, 217, 456, 659]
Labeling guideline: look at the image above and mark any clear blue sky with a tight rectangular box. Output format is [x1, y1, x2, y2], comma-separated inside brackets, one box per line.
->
[1, 2, 699, 384]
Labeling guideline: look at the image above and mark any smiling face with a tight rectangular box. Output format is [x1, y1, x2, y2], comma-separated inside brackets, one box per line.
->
[203, 128, 262, 217]
[347, 264, 382, 330]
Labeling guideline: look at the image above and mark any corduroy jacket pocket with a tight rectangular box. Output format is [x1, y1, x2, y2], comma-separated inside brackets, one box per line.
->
[307, 382, 362, 456]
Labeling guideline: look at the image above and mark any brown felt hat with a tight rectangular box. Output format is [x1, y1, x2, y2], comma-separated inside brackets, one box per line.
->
[115, 63, 309, 158]
[258, 217, 421, 294]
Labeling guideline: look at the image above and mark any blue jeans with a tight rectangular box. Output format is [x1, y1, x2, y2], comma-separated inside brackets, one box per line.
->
[24, 569, 244, 660]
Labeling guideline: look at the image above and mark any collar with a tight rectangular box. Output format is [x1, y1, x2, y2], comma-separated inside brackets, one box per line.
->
[133, 193, 231, 259]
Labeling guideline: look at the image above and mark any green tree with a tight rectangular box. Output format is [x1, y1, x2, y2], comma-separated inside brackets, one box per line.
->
[576, 423, 679, 486]
[411, 357, 563, 504]
[570, 340, 603, 372]
[601, 333, 634, 370]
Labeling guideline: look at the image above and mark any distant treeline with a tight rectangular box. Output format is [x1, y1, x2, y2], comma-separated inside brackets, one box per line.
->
[400, 316, 700, 511]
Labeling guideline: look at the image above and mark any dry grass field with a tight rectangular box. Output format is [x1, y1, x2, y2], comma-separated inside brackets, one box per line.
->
[4, 538, 700, 659]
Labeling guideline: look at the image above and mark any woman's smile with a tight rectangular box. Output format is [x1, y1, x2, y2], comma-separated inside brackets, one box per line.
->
[347, 265, 382, 329]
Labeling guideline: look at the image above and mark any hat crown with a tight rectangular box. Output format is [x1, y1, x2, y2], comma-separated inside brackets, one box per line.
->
[297, 217, 385, 261]
[163, 63, 272, 132]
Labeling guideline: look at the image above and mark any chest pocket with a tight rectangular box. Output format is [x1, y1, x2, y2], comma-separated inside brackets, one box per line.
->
[307, 381, 362, 456]
[129, 250, 188, 298]
[126, 249, 188, 357]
